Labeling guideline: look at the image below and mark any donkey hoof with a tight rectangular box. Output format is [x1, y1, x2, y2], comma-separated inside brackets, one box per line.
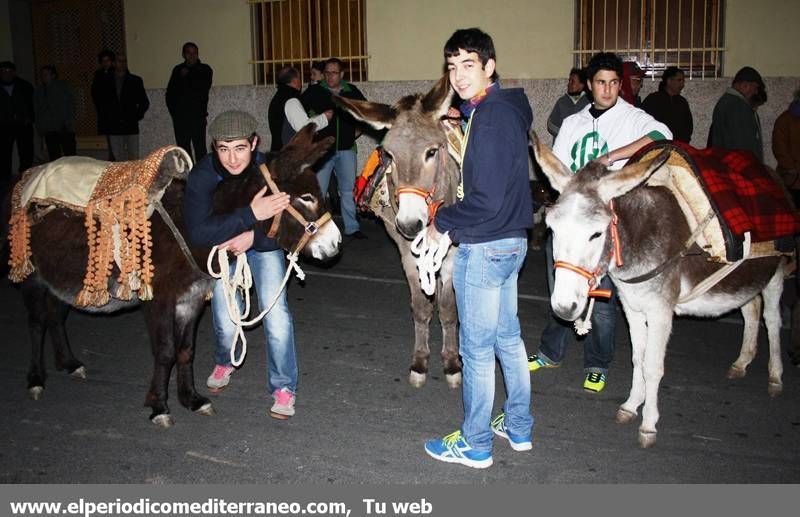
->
[195, 402, 216, 416]
[151, 414, 174, 428]
[726, 365, 746, 380]
[70, 366, 87, 380]
[768, 381, 783, 398]
[445, 371, 462, 389]
[638, 430, 657, 448]
[615, 407, 636, 424]
[408, 370, 427, 388]
[28, 386, 44, 401]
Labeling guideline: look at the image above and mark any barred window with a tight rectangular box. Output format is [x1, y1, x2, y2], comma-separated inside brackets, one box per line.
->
[574, 0, 725, 78]
[250, 0, 368, 86]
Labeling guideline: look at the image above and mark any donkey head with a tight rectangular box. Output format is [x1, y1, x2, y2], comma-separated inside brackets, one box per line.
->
[263, 124, 341, 260]
[335, 75, 459, 239]
[531, 131, 669, 321]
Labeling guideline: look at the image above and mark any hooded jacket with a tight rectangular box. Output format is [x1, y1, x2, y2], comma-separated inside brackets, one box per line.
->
[184, 151, 279, 252]
[434, 87, 534, 244]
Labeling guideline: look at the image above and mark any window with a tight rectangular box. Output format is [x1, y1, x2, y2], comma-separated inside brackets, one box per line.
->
[574, 0, 725, 78]
[250, 0, 368, 86]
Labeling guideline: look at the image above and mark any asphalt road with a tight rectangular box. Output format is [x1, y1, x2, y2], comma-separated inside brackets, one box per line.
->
[1, 215, 799, 484]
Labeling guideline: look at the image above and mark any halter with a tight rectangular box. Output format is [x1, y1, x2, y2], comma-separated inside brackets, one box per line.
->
[258, 164, 333, 255]
[553, 199, 623, 299]
[393, 145, 447, 223]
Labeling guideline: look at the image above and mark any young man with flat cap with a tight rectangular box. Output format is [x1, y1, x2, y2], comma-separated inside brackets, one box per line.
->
[184, 110, 300, 419]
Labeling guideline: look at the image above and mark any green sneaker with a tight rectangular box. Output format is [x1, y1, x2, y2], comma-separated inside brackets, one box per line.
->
[583, 372, 606, 393]
[528, 353, 558, 372]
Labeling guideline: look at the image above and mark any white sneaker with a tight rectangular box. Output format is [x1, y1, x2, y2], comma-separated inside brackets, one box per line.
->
[269, 388, 295, 419]
[206, 365, 235, 391]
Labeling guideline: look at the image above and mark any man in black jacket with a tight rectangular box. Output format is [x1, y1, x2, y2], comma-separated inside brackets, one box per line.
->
[91, 49, 116, 159]
[0, 61, 34, 200]
[300, 58, 367, 239]
[105, 53, 150, 161]
[166, 42, 213, 162]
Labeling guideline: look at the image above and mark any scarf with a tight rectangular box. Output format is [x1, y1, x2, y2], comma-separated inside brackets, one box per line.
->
[459, 81, 499, 120]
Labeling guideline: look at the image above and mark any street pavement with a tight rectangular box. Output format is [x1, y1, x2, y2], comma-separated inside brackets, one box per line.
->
[0, 215, 799, 484]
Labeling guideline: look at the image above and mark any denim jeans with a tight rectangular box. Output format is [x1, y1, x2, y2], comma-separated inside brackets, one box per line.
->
[538, 231, 617, 374]
[210, 249, 298, 394]
[453, 237, 533, 452]
[316, 149, 360, 235]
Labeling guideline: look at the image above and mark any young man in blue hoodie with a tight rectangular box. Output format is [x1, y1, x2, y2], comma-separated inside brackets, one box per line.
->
[423, 28, 534, 469]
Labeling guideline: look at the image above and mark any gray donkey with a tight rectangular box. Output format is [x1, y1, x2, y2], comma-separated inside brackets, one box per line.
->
[335, 76, 463, 388]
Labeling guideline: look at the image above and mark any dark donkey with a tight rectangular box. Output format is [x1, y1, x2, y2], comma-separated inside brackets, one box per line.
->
[335, 76, 463, 388]
[15, 125, 340, 426]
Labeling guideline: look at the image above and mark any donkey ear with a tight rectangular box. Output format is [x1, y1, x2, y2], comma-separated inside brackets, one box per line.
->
[530, 130, 572, 193]
[421, 74, 453, 121]
[301, 136, 335, 172]
[596, 149, 670, 203]
[334, 95, 396, 130]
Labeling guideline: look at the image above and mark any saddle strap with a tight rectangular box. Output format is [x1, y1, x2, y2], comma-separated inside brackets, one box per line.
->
[152, 199, 210, 279]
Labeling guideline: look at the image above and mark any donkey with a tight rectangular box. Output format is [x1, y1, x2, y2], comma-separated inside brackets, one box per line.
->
[335, 76, 462, 388]
[532, 133, 790, 448]
[15, 125, 340, 426]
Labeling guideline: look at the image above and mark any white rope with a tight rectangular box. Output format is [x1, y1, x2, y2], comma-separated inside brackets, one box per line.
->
[574, 298, 595, 336]
[206, 246, 305, 367]
[411, 229, 451, 296]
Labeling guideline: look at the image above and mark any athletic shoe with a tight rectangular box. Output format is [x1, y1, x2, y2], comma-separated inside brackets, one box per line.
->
[490, 413, 532, 451]
[206, 364, 235, 391]
[269, 387, 296, 419]
[583, 372, 607, 393]
[528, 353, 558, 372]
[424, 430, 493, 469]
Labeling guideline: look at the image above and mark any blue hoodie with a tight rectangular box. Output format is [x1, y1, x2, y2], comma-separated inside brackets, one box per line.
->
[434, 87, 533, 243]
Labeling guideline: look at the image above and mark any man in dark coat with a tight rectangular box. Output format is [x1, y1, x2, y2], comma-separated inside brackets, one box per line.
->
[105, 53, 150, 161]
[268, 66, 330, 152]
[709, 66, 765, 162]
[91, 49, 117, 159]
[165, 42, 213, 162]
[33, 65, 76, 160]
[300, 58, 367, 238]
[0, 61, 34, 200]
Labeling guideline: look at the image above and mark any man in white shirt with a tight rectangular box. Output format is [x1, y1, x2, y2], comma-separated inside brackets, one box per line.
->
[530, 52, 671, 393]
[267, 66, 331, 152]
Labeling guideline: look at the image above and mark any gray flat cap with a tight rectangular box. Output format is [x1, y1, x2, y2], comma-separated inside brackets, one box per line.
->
[208, 110, 258, 141]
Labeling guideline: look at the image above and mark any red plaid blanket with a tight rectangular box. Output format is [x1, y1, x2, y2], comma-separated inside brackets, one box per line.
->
[630, 141, 800, 242]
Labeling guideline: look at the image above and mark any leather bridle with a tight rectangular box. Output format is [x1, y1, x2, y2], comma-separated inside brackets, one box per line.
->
[258, 163, 333, 255]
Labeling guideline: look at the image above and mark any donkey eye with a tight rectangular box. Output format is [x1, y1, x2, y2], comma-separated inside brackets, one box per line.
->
[425, 148, 438, 160]
[589, 231, 602, 241]
[299, 194, 315, 203]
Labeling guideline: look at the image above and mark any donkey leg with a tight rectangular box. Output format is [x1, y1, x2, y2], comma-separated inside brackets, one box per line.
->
[142, 303, 177, 427]
[173, 295, 214, 416]
[44, 293, 86, 379]
[617, 306, 648, 425]
[437, 253, 461, 389]
[761, 266, 785, 397]
[400, 249, 434, 387]
[21, 278, 49, 400]
[728, 296, 761, 379]
[638, 307, 673, 448]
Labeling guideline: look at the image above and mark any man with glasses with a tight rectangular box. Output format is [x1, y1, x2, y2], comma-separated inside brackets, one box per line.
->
[300, 58, 367, 239]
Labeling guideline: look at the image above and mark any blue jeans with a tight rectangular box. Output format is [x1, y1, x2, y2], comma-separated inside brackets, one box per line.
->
[211, 249, 298, 394]
[538, 232, 617, 374]
[453, 237, 533, 452]
[316, 149, 360, 235]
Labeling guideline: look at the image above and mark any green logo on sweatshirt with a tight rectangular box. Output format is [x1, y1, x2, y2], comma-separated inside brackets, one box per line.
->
[569, 131, 608, 172]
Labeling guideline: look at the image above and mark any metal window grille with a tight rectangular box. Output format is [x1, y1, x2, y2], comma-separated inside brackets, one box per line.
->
[249, 0, 368, 85]
[574, 0, 725, 79]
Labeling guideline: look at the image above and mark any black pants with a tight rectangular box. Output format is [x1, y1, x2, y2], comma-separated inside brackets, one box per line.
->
[0, 123, 34, 201]
[44, 129, 77, 160]
[172, 116, 207, 163]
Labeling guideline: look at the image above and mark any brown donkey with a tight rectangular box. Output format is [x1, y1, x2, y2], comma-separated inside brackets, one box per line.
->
[532, 133, 790, 448]
[14, 125, 340, 426]
[335, 76, 463, 388]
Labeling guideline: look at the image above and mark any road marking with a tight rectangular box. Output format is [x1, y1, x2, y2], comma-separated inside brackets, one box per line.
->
[304, 270, 776, 327]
